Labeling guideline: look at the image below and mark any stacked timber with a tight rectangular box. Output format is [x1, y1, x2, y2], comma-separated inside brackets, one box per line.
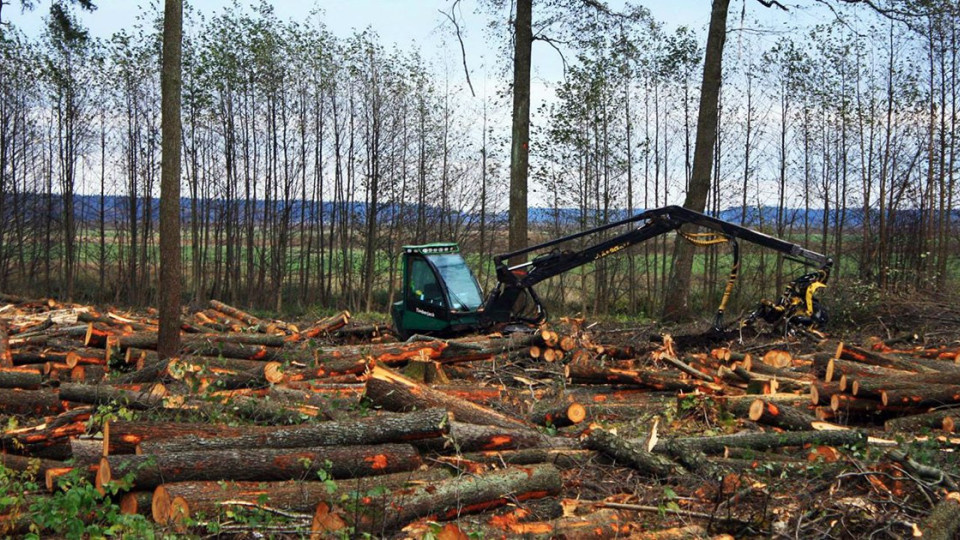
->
[1, 295, 958, 537]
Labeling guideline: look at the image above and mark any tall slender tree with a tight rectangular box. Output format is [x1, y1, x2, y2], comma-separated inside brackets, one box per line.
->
[157, 0, 182, 359]
[662, 0, 729, 321]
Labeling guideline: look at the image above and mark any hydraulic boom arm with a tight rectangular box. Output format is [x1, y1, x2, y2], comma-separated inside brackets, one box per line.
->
[482, 205, 832, 330]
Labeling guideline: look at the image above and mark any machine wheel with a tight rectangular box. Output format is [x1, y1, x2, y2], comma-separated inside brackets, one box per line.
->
[810, 299, 828, 329]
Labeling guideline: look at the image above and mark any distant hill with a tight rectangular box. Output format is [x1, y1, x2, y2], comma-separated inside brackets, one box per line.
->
[8, 193, 930, 230]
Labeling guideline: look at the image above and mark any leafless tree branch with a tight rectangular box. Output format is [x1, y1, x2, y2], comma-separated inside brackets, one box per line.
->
[756, 0, 789, 11]
[439, 0, 475, 97]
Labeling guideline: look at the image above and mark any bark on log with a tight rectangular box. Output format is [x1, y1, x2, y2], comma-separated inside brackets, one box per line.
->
[290, 311, 351, 341]
[413, 421, 548, 453]
[432, 384, 506, 406]
[0, 323, 12, 367]
[318, 341, 447, 367]
[69, 438, 103, 465]
[0, 388, 65, 416]
[365, 366, 538, 432]
[208, 300, 263, 327]
[919, 495, 960, 540]
[112, 358, 177, 385]
[357, 463, 562, 533]
[101, 443, 422, 490]
[529, 402, 586, 428]
[649, 430, 867, 455]
[567, 387, 676, 405]
[46, 463, 99, 492]
[882, 384, 960, 408]
[185, 362, 284, 390]
[136, 408, 450, 453]
[113, 332, 286, 361]
[120, 491, 153, 516]
[840, 345, 940, 373]
[58, 382, 166, 410]
[567, 362, 704, 393]
[810, 382, 843, 406]
[458, 448, 598, 468]
[584, 429, 682, 478]
[105, 420, 256, 455]
[0, 367, 42, 389]
[152, 469, 450, 524]
[884, 409, 958, 432]
[0, 408, 91, 458]
[283, 356, 372, 381]
[822, 357, 914, 383]
[746, 399, 817, 431]
[0, 453, 64, 479]
[69, 364, 108, 383]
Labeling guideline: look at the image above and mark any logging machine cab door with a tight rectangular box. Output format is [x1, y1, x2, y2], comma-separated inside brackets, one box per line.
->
[392, 243, 484, 339]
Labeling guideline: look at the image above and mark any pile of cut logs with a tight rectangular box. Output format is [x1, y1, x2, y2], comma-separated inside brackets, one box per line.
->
[1, 294, 958, 538]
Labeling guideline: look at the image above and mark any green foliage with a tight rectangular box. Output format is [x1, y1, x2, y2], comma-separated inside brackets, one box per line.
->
[826, 279, 885, 328]
[657, 486, 681, 516]
[88, 403, 138, 431]
[0, 465, 155, 538]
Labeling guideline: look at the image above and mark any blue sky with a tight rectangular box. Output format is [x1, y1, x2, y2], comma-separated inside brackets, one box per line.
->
[3, 1, 831, 95]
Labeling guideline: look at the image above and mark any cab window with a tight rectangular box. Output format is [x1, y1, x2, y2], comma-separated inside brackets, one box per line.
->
[409, 258, 445, 306]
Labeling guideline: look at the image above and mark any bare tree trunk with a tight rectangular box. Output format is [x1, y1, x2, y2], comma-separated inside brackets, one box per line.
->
[508, 0, 532, 266]
[663, 0, 729, 321]
[158, 0, 182, 360]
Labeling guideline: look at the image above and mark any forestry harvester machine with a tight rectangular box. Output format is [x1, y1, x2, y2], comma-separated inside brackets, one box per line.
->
[391, 205, 832, 339]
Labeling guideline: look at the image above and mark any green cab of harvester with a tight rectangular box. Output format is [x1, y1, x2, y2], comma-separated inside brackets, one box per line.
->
[391, 243, 486, 339]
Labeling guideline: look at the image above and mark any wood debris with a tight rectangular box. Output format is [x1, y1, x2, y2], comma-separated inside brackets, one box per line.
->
[0, 296, 958, 537]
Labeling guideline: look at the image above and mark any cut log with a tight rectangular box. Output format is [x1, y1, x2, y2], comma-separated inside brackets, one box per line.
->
[0, 323, 12, 368]
[152, 469, 450, 524]
[0, 454, 64, 479]
[283, 356, 373, 381]
[319, 341, 447, 367]
[0, 408, 91, 458]
[184, 361, 284, 390]
[746, 399, 817, 431]
[69, 439, 103, 464]
[101, 443, 422, 490]
[69, 364, 108, 383]
[567, 362, 704, 392]
[120, 492, 153, 516]
[458, 448, 597, 468]
[761, 350, 793, 368]
[83, 322, 116, 348]
[357, 463, 562, 533]
[105, 420, 258, 455]
[823, 357, 915, 383]
[840, 344, 940, 373]
[58, 382, 166, 410]
[919, 494, 960, 540]
[112, 357, 177, 385]
[0, 367, 42, 389]
[529, 402, 587, 428]
[881, 384, 960, 408]
[885, 409, 958, 432]
[648, 429, 867, 455]
[413, 421, 548, 453]
[491, 508, 633, 538]
[46, 463, 99, 492]
[136, 408, 450, 453]
[365, 366, 538, 432]
[208, 299, 264, 328]
[432, 384, 506, 406]
[0, 388, 65, 416]
[291, 311, 351, 340]
[584, 429, 682, 478]
[810, 382, 843, 406]
[830, 393, 924, 418]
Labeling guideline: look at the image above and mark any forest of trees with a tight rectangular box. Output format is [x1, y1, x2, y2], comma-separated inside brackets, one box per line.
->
[0, 1, 957, 321]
